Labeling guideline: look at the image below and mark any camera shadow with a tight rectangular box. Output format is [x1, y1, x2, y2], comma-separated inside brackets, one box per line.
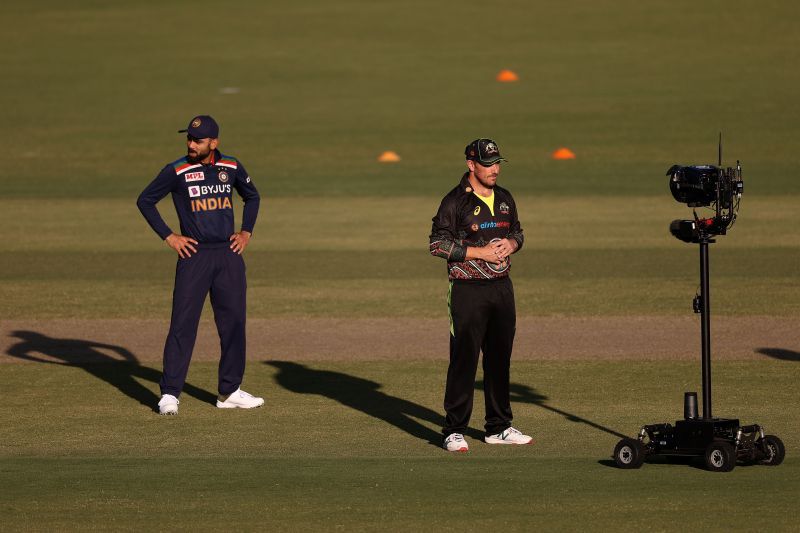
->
[755, 347, 800, 362]
[475, 381, 628, 439]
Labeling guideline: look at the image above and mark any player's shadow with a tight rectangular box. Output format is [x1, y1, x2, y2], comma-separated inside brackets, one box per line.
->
[266, 361, 484, 445]
[756, 347, 800, 362]
[6, 330, 216, 411]
[476, 381, 628, 439]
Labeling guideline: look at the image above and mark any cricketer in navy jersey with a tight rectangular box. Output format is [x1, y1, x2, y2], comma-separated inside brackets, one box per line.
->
[136, 115, 264, 415]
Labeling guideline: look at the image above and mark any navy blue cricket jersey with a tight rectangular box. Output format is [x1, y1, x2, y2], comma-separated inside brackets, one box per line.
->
[137, 149, 260, 243]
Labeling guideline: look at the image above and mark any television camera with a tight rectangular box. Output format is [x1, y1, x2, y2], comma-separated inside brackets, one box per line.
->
[611, 136, 784, 471]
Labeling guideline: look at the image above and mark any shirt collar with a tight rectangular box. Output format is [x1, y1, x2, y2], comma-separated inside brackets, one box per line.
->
[459, 172, 472, 193]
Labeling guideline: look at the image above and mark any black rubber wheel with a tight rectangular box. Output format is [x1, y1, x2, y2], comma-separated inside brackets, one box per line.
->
[704, 441, 736, 472]
[613, 438, 646, 469]
[758, 435, 785, 466]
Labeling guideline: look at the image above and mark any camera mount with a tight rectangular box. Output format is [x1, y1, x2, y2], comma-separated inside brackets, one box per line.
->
[611, 136, 784, 471]
[667, 134, 743, 243]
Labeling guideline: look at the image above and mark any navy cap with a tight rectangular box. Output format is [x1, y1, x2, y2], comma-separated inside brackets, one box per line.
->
[465, 138, 507, 166]
[178, 115, 219, 139]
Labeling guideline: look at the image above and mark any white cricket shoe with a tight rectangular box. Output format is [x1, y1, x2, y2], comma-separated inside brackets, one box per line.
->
[484, 427, 533, 445]
[216, 388, 264, 409]
[443, 433, 469, 453]
[158, 394, 179, 416]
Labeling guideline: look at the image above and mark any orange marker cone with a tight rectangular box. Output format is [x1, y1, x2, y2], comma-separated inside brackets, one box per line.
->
[496, 70, 519, 82]
[378, 151, 401, 163]
[552, 147, 576, 160]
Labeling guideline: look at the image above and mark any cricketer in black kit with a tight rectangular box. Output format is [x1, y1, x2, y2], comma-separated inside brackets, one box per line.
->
[429, 139, 533, 452]
[136, 115, 264, 415]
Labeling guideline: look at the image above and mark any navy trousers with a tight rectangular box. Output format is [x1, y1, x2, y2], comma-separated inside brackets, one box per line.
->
[160, 243, 247, 397]
[443, 277, 516, 437]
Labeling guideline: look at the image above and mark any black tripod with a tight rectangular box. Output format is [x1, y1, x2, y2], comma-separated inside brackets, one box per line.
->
[611, 230, 785, 471]
[697, 232, 713, 419]
[611, 141, 785, 471]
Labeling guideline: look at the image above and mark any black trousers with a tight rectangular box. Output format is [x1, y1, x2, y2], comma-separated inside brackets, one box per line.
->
[443, 276, 516, 437]
[160, 243, 247, 397]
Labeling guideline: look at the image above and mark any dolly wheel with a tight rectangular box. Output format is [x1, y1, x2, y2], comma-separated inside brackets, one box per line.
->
[704, 441, 736, 472]
[758, 435, 785, 466]
[613, 438, 646, 469]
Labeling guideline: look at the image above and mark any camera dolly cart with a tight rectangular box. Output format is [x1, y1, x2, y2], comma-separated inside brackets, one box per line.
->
[613, 139, 785, 472]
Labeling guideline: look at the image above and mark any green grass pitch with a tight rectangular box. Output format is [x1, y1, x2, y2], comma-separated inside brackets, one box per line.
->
[2, 0, 799, 530]
[2, 361, 799, 530]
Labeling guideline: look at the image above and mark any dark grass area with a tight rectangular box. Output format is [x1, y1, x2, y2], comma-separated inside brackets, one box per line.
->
[1, 360, 796, 458]
[3, 1, 800, 198]
[0, 360, 798, 530]
[1, 457, 798, 531]
[2, 247, 799, 318]
[2, 247, 798, 281]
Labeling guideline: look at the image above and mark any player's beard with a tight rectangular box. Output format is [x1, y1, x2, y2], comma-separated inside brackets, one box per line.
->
[187, 146, 211, 163]
[476, 173, 498, 189]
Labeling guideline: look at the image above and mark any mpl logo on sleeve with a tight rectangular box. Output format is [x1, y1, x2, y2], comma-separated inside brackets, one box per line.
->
[185, 172, 205, 182]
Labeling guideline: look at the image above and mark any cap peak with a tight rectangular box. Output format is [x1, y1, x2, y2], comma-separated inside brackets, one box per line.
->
[178, 114, 219, 138]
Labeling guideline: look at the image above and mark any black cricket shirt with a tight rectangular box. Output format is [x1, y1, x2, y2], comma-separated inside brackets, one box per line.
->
[429, 173, 524, 281]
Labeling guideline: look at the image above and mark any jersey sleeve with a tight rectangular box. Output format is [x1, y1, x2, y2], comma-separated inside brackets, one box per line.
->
[506, 193, 524, 251]
[429, 195, 467, 263]
[233, 161, 260, 234]
[136, 165, 178, 240]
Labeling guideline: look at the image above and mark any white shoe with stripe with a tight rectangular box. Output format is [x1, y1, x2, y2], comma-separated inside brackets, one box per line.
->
[484, 427, 533, 445]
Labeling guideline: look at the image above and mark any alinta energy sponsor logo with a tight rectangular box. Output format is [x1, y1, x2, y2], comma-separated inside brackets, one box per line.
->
[188, 184, 232, 198]
[480, 221, 510, 230]
[192, 197, 233, 212]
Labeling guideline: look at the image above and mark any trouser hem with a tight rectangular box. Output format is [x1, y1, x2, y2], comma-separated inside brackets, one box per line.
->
[485, 424, 512, 437]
